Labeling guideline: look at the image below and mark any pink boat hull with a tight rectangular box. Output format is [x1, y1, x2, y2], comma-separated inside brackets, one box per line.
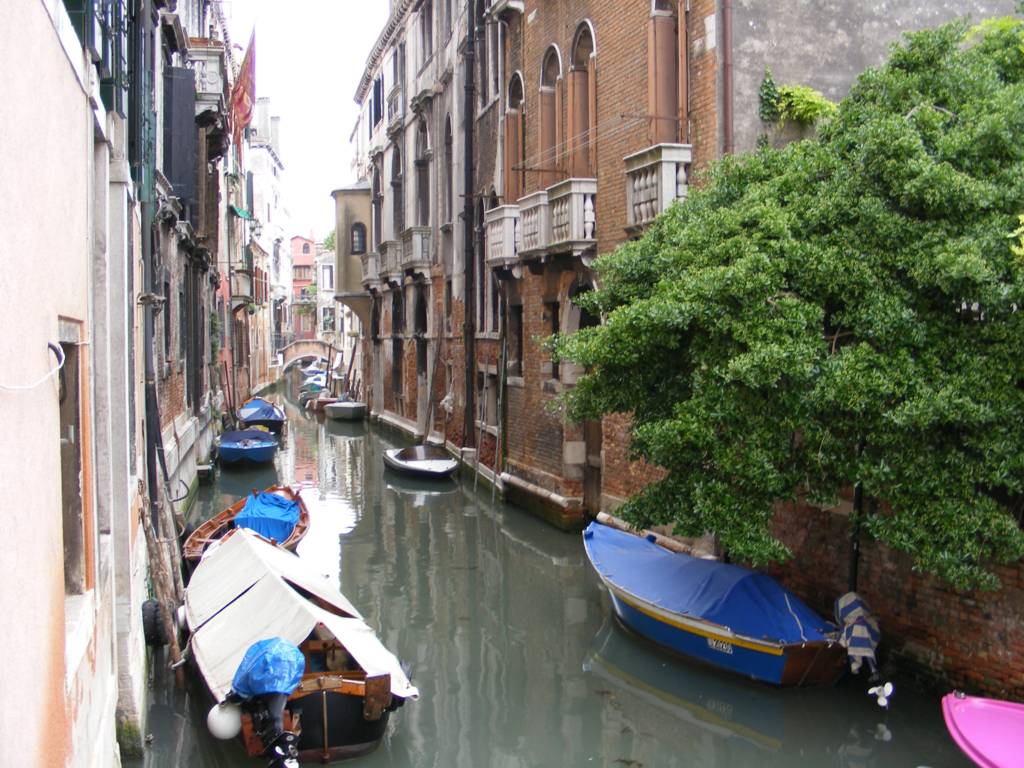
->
[942, 693, 1024, 768]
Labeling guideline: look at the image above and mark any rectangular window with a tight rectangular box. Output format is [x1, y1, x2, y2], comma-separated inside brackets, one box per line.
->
[546, 301, 560, 380]
[444, 278, 452, 334]
[509, 303, 523, 376]
[163, 280, 172, 357]
[322, 264, 334, 291]
[179, 288, 186, 361]
[421, 1, 433, 65]
[322, 306, 335, 331]
[59, 340, 87, 595]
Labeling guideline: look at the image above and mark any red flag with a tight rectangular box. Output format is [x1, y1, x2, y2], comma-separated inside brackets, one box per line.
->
[230, 31, 256, 162]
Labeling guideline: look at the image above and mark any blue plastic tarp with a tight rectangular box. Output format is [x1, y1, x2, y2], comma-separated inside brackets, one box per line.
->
[237, 397, 285, 423]
[584, 522, 835, 643]
[221, 429, 277, 445]
[231, 637, 305, 698]
[235, 491, 300, 542]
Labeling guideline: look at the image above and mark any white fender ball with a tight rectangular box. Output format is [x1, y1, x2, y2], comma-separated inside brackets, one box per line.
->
[207, 702, 242, 739]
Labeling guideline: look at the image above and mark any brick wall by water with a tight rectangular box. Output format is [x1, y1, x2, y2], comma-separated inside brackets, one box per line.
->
[764, 500, 1024, 699]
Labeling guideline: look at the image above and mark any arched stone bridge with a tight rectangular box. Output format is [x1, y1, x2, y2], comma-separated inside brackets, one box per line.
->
[280, 339, 333, 371]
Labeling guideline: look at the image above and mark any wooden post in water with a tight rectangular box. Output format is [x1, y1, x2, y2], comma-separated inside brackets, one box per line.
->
[140, 502, 184, 683]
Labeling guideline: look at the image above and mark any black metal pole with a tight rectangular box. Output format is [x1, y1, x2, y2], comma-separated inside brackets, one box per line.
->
[462, 0, 476, 448]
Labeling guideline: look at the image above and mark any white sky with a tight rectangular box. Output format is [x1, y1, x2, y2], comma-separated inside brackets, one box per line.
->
[226, 1, 390, 241]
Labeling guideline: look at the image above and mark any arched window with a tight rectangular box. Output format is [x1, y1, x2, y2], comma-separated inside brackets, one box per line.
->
[302, 243, 310, 254]
[371, 165, 382, 248]
[570, 22, 596, 177]
[444, 115, 454, 223]
[504, 72, 526, 202]
[415, 118, 430, 227]
[351, 223, 367, 255]
[475, 0, 489, 107]
[649, 0, 682, 143]
[540, 46, 563, 185]
[391, 146, 404, 237]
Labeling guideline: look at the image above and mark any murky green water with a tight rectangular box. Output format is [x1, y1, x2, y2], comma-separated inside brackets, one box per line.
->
[127, 373, 971, 767]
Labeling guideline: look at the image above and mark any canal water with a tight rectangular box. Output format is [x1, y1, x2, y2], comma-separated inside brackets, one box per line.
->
[127, 374, 971, 768]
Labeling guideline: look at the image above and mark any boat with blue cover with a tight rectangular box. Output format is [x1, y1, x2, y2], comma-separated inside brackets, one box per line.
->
[583, 519, 847, 685]
[237, 397, 286, 433]
[218, 429, 279, 464]
[184, 530, 418, 764]
[183, 486, 309, 564]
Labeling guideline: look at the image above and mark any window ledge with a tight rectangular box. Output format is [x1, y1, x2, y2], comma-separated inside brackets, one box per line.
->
[476, 95, 499, 120]
[474, 420, 499, 437]
[65, 590, 96, 692]
[507, 375, 524, 388]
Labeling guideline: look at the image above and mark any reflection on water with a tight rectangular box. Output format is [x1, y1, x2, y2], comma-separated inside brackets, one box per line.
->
[128, 372, 970, 768]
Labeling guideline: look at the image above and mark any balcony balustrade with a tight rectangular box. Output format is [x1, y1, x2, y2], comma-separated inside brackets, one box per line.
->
[189, 38, 227, 121]
[361, 251, 380, 286]
[378, 239, 403, 281]
[387, 87, 404, 137]
[517, 190, 549, 258]
[547, 178, 597, 257]
[401, 226, 432, 274]
[624, 143, 692, 233]
[230, 270, 253, 309]
[484, 205, 520, 269]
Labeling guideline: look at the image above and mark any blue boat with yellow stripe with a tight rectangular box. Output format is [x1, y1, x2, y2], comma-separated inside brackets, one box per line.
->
[583, 520, 847, 686]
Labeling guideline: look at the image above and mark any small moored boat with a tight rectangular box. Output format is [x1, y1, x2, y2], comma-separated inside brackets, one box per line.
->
[237, 397, 286, 433]
[218, 429, 278, 465]
[183, 486, 309, 564]
[383, 445, 459, 480]
[943, 691, 1024, 768]
[325, 400, 366, 421]
[185, 529, 418, 763]
[582, 520, 847, 685]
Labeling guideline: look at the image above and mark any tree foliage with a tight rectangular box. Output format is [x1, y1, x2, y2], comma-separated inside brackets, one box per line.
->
[556, 21, 1024, 590]
[323, 230, 336, 253]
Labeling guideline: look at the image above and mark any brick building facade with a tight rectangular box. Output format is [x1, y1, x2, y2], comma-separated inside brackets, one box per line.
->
[342, 0, 1023, 696]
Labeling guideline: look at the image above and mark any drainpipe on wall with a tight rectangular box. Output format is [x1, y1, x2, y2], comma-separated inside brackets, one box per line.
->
[463, 0, 477, 448]
[722, 0, 734, 154]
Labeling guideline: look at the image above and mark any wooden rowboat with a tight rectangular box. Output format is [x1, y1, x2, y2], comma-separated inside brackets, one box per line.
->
[325, 400, 366, 421]
[183, 486, 309, 564]
[383, 445, 459, 480]
[583, 520, 847, 686]
[184, 530, 418, 764]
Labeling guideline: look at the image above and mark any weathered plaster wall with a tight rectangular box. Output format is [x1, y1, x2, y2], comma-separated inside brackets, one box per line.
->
[730, 0, 1018, 154]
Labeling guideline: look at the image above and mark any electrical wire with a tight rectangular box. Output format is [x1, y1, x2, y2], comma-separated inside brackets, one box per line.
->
[0, 342, 65, 392]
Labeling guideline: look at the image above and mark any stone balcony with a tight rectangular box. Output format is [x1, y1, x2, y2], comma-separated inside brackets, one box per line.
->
[516, 179, 597, 262]
[624, 143, 692, 233]
[548, 178, 597, 258]
[189, 38, 227, 120]
[484, 205, 521, 269]
[517, 190, 549, 258]
[400, 226, 432, 275]
[230, 269, 253, 310]
[361, 251, 379, 287]
[378, 240, 403, 282]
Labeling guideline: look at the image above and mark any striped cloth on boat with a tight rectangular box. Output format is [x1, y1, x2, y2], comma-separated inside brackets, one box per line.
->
[835, 592, 880, 675]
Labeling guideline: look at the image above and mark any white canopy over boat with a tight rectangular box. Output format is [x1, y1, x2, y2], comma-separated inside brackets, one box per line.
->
[185, 529, 419, 702]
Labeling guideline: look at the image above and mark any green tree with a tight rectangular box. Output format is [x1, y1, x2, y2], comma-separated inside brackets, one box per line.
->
[323, 230, 336, 253]
[556, 21, 1024, 590]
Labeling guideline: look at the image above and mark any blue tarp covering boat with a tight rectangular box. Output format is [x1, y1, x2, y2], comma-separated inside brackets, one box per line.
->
[218, 429, 278, 464]
[583, 521, 846, 685]
[234, 491, 301, 542]
[237, 397, 286, 433]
